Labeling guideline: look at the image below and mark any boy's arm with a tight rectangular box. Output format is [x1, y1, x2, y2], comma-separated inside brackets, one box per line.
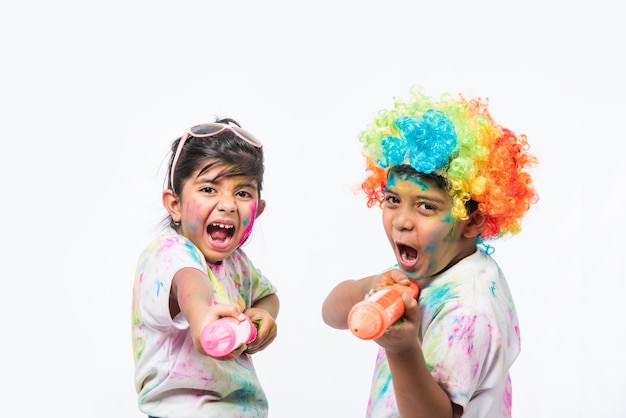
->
[321, 276, 377, 329]
[379, 293, 463, 418]
[322, 269, 411, 329]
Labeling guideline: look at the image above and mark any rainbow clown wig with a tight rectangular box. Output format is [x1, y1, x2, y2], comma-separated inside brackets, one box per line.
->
[359, 86, 538, 242]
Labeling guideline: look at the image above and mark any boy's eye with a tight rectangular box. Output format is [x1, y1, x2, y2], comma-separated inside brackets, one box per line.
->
[417, 201, 436, 212]
[384, 195, 400, 205]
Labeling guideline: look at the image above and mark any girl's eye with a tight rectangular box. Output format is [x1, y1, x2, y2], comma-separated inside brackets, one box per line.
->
[236, 190, 253, 198]
[201, 187, 217, 194]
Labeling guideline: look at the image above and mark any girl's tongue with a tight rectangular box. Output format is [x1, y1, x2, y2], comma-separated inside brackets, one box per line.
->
[208, 223, 234, 242]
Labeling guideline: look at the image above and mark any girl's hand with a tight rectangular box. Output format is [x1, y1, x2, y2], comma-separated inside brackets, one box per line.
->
[242, 307, 277, 354]
[214, 339, 247, 361]
[192, 304, 247, 358]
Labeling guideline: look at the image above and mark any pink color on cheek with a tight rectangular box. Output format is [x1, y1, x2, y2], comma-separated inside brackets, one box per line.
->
[183, 199, 212, 231]
[238, 201, 258, 245]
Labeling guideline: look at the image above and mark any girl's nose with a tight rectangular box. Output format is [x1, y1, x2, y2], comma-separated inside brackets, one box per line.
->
[216, 197, 236, 213]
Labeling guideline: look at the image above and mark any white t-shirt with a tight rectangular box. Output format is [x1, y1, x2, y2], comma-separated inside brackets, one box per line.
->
[366, 250, 520, 418]
[131, 231, 277, 418]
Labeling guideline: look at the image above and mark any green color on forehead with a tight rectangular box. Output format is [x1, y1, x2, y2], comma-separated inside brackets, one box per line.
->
[386, 171, 430, 192]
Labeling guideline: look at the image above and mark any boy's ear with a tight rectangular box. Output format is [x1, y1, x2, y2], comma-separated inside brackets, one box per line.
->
[462, 210, 487, 239]
[162, 189, 182, 223]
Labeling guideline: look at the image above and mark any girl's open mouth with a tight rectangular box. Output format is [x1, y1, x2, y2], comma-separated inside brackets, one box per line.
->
[208, 222, 235, 243]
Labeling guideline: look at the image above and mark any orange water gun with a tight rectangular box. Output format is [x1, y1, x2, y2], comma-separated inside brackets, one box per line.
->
[347, 280, 420, 340]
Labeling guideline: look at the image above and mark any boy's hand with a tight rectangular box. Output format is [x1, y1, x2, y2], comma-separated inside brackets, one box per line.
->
[243, 307, 277, 354]
[371, 269, 412, 294]
[374, 292, 422, 354]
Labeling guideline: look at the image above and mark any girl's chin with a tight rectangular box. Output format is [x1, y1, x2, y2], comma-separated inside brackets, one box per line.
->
[203, 246, 234, 264]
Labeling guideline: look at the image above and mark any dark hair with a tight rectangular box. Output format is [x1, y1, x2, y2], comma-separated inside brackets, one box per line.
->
[389, 164, 478, 214]
[163, 118, 264, 229]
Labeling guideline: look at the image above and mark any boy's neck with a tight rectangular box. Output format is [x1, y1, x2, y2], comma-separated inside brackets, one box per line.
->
[417, 246, 477, 289]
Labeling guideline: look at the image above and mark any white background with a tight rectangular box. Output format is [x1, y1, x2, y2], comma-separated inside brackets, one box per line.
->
[2, 1, 623, 417]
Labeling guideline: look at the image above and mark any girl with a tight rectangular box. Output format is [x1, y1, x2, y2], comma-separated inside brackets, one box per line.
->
[132, 118, 279, 418]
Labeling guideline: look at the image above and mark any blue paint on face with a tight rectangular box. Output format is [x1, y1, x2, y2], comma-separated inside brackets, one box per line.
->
[442, 212, 455, 223]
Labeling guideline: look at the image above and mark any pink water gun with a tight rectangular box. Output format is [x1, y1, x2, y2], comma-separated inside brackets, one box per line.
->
[200, 316, 257, 357]
[347, 281, 420, 340]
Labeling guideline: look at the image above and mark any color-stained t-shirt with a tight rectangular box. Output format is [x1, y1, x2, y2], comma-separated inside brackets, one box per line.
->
[367, 250, 520, 418]
[131, 231, 277, 418]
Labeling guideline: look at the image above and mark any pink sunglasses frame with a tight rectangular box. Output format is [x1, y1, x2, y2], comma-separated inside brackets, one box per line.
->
[170, 123, 263, 189]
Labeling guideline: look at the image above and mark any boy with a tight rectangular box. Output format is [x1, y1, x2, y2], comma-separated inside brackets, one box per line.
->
[322, 87, 537, 418]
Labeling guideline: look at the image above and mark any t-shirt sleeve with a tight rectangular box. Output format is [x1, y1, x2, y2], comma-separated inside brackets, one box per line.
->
[248, 263, 277, 304]
[135, 235, 207, 328]
[227, 250, 277, 307]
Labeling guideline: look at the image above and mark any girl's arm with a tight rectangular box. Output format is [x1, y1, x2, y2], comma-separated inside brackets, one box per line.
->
[244, 293, 279, 354]
[170, 267, 246, 354]
[249, 293, 279, 319]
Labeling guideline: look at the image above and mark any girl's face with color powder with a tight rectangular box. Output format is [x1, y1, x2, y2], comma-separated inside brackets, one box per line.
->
[164, 161, 265, 264]
[382, 171, 479, 281]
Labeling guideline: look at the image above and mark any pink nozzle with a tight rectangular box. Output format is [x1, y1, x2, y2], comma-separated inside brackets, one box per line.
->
[200, 316, 257, 357]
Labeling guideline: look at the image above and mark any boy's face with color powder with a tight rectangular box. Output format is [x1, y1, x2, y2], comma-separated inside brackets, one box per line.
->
[382, 171, 480, 280]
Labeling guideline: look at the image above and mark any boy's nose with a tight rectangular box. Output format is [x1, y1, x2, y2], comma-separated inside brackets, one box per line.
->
[393, 208, 414, 231]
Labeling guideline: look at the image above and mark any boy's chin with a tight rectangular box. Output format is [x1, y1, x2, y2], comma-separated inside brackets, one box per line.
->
[397, 266, 420, 279]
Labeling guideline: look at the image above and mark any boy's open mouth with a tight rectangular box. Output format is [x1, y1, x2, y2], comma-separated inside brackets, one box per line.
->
[398, 244, 418, 262]
[208, 222, 235, 242]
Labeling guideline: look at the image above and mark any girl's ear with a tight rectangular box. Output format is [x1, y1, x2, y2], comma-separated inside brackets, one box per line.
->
[255, 199, 267, 219]
[162, 189, 182, 223]
[462, 210, 487, 239]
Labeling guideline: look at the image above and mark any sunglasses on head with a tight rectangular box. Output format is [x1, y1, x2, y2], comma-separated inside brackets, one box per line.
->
[170, 122, 263, 189]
